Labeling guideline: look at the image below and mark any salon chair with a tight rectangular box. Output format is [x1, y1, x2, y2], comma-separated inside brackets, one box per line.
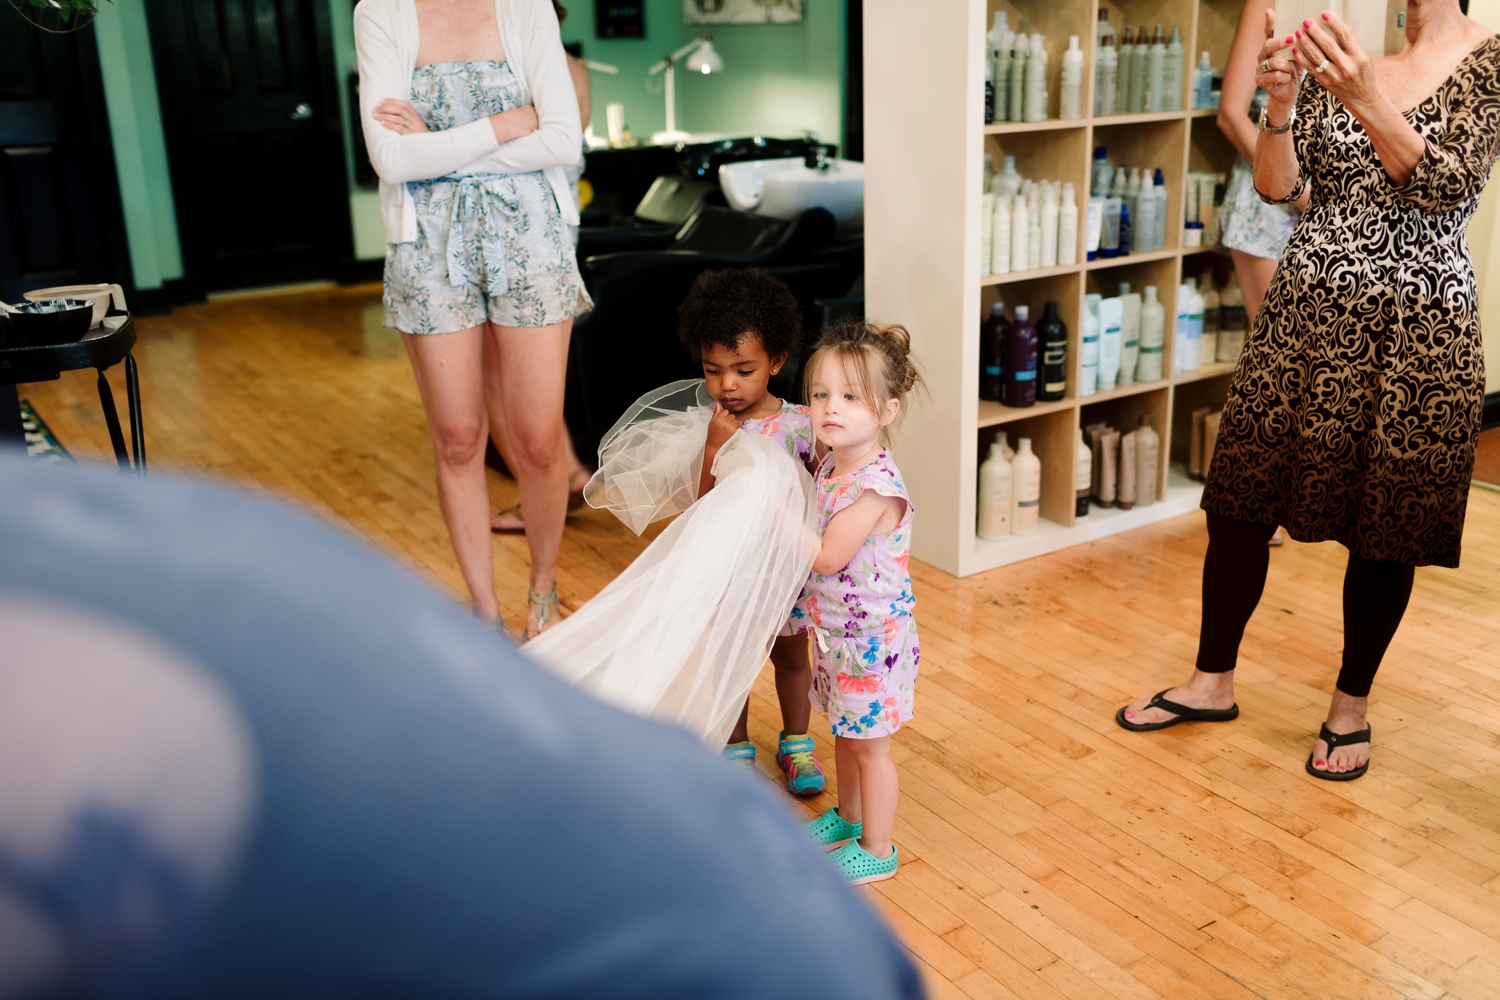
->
[566, 207, 862, 451]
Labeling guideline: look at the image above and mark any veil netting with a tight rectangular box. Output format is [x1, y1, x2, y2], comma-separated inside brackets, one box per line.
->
[526, 380, 819, 748]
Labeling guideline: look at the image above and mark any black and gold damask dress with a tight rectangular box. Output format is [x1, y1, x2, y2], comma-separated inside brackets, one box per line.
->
[1203, 36, 1500, 568]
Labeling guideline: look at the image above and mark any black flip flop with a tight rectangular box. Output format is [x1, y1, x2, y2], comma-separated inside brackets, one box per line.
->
[1115, 689, 1240, 732]
[1305, 723, 1371, 781]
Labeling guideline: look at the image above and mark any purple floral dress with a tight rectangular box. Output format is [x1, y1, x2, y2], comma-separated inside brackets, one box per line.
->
[790, 450, 920, 739]
[738, 400, 815, 466]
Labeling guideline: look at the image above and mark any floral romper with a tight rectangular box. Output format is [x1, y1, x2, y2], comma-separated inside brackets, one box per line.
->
[789, 450, 919, 739]
[384, 61, 591, 334]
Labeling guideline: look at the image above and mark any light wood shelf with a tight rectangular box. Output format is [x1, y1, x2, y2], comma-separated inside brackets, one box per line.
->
[867, 0, 1245, 576]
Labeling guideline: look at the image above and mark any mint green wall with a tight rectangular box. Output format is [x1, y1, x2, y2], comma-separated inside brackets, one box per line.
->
[559, 0, 845, 149]
[93, 0, 183, 290]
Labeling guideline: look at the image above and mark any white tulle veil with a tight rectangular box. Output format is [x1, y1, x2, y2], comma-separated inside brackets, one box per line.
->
[527, 380, 819, 747]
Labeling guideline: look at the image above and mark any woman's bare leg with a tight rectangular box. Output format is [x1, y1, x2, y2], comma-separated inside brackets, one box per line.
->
[488, 320, 572, 636]
[402, 328, 496, 619]
[483, 357, 589, 533]
[1230, 249, 1279, 328]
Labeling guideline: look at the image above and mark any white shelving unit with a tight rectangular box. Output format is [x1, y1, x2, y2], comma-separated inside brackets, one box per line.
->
[866, 0, 1247, 577]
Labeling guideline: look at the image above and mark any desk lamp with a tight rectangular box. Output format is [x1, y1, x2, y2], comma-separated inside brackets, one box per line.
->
[647, 33, 724, 145]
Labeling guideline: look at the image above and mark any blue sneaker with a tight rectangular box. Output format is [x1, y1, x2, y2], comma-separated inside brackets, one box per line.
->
[721, 741, 757, 771]
[776, 731, 826, 796]
[829, 840, 899, 885]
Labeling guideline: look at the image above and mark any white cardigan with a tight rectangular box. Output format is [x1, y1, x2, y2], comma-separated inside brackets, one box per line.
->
[353, 0, 582, 245]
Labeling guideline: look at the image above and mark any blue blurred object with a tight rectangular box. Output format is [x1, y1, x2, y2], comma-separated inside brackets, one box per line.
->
[0, 456, 923, 1000]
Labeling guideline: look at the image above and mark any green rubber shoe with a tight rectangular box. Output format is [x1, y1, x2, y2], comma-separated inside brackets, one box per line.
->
[721, 741, 757, 771]
[829, 840, 899, 885]
[805, 808, 861, 851]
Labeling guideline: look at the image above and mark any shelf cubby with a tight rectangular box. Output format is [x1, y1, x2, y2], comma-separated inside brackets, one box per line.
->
[867, 0, 1246, 575]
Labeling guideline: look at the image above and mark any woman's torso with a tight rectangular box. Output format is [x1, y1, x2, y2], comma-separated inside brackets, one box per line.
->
[408, 60, 541, 182]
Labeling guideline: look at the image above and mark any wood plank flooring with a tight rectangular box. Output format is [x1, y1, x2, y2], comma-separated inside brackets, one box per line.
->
[23, 287, 1500, 1000]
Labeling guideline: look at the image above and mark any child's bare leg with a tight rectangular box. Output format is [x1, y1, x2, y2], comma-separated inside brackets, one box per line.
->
[835, 736, 863, 823]
[842, 735, 897, 858]
[727, 700, 751, 746]
[770, 633, 812, 734]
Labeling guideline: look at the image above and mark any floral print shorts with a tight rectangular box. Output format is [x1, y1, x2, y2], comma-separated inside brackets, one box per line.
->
[809, 615, 919, 739]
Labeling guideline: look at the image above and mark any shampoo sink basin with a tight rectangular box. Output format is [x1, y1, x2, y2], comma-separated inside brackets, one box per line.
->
[719, 157, 864, 235]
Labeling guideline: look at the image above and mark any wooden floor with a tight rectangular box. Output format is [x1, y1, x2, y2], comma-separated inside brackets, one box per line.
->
[25, 287, 1500, 1000]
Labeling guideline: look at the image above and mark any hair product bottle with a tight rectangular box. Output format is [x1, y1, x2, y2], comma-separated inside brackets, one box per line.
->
[993, 13, 1014, 124]
[1110, 165, 1130, 256]
[1008, 34, 1027, 122]
[979, 192, 994, 276]
[1135, 171, 1157, 251]
[1080, 292, 1101, 396]
[1174, 283, 1191, 372]
[995, 154, 1023, 197]
[1152, 168, 1168, 250]
[995, 429, 1015, 461]
[1040, 184, 1059, 268]
[1145, 25, 1166, 112]
[1183, 280, 1204, 371]
[1074, 428, 1093, 517]
[1101, 193, 1121, 258]
[984, 60, 995, 124]
[979, 300, 1008, 401]
[1098, 429, 1120, 507]
[1161, 26, 1184, 111]
[1003, 304, 1038, 408]
[1218, 272, 1246, 361]
[1091, 146, 1112, 197]
[1135, 414, 1159, 505]
[1061, 36, 1084, 119]
[1025, 34, 1048, 122]
[1130, 27, 1151, 112]
[1137, 285, 1165, 381]
[1097, 294, 1122, 389]
[1096, 35, 1118, 117]
[1199, 273, 1220, 364]
[1118, 285, 1141, 386]
[977, 441, 1013, 539]
[1117, 430, 1137, 510]
[1026, 187, 1043, 270]
[1058, 183, 1079, 265]
[991, 194, 1011, 275]
[1038, 301, 1067, 401]
[1010, 437, 1042, 534]
[1010, 194, 1029, 273]
[1117, 25, 1136, 114]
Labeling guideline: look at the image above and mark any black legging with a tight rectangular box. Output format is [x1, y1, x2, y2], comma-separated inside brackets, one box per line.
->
[1195, 513, 1414, 697]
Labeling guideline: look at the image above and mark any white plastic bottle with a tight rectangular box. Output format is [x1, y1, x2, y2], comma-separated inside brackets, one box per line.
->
[1199, 273, 1220, 363]
[980, 192, 994, 276]
[1080, 292, 1101, 396]
[1134, 415, 1159, 506]
[1086, 196, 1104, 260]
[1040, 183, 1059, 268]
[1152, 168, 1168, 250]
[1117, 25, 1136, 115]
[1137, 285, 1165, 381]
[1161, 26, 1184, 111]
[1026, 187, 1042, 270]
[1011, 437, 1042, 535]
[1174, 283, 1191, 372]
[977, 441, 1013, 539]
[995, 154, 1022, 198]
[1119, 285, 1141, 386]
[1058, 183, 1079, 265]
[1010, 193, 1029, 273]
[1146, 25, 1166, 112]
[993, 13, 1014, 121]
[990, 194, 1011, 275]
[1074, 428, 1093, 517]
[1098, 295, 1122, 389]
[995, 429, 1015, 462]
[1095, 36, 1118, 117]
[1184, 280, 1204, 370]
[1131, 26, 1151, 112]
[1061, 36, 1084, 120]
[1194, 50, 1211, 108]
[1025, 34, 1048, 122]
[1008, 34, 1027, 122]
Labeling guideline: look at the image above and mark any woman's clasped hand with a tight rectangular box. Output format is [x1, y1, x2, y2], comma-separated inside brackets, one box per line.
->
[372, 97, 539, 142]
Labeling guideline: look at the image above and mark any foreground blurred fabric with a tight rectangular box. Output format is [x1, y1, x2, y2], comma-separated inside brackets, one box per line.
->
[0, 457, 922, 1000]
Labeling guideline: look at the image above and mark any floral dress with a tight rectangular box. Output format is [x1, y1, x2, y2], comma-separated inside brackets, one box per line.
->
[1204, 38, 1500, 567]
[384, 61, 591, 334]
[789, 450, 919, 739]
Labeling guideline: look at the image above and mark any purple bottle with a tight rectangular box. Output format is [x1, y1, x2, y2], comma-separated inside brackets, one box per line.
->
[979, 300, 1008, 402]
[1003, 304, 1038, 408]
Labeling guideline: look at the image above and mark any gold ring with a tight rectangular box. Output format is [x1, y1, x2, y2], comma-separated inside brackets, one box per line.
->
[1260, 59, 1270, 73]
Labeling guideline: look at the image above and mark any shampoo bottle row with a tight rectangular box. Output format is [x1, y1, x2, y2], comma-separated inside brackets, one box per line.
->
[1086, 149, 1167, 259]
[1183, 171, 1225, 247]
[1095, 16, 1185, 116]
[980, 158, 1078, 276]
[1085, 416, 1159, 510]
[1079, 284, 1165, 395]
[986, 14, 1061, 123]
[977, 433, 1043, 539]
[979, 299, 1068, 407]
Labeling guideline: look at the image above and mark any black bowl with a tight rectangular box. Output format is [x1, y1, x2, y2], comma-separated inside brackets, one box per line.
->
[4, 299, 94, 346]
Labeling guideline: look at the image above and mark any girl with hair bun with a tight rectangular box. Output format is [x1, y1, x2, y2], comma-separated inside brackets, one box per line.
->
[794, 320, 923, 885]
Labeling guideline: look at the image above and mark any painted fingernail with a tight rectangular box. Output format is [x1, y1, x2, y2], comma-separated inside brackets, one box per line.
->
[1323, 11, 1331, 18]
[1303, 19, 1311, 27]
[1292, 48, 1299, 55]
[1286, 35, 1295, 43]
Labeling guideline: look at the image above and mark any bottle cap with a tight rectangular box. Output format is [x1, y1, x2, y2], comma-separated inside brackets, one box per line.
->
[1144, 284, 1157, 298]
[1095, 147, 1108, 159]
[1154, 167, 1165, 183]
[1170, 25, 1181, 42]
[1119, 282, 1130, 294]
[1015, 305, 1030, 320]
[991, 301, 1005, 314]
[1002, 154, 1016, 171]
[1068, 35, 1080, 51]
[1098, 8, 1108, 19]
[1139, 414, 1151, 426]
[1018, 437, 1032, 450]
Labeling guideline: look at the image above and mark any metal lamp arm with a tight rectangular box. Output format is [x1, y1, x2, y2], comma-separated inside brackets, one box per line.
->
[647, 37, 705, 75]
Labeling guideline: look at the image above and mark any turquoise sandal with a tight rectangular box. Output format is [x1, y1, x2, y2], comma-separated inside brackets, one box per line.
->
[829, 840, 899, 884]
[805, 808, 861, 851]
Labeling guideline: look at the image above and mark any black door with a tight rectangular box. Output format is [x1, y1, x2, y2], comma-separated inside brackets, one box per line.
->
[145, 0, 350, 292]
[0, 20, 133, 302]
